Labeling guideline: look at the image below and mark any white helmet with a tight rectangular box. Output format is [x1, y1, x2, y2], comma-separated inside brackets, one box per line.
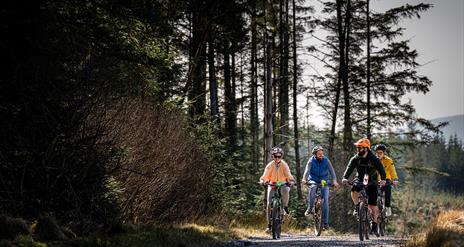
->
[271, 147, 284, 156]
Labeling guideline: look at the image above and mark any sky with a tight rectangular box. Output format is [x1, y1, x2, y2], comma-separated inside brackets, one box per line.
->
[302, 0, 464, 127]
[372, 0, 464, 120]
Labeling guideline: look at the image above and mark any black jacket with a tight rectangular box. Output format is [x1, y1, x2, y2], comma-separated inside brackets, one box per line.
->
[343, 150, 387, 182]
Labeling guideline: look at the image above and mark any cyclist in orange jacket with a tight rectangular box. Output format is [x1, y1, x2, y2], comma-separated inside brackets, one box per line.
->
[374, 144, 398, 217]
[259, 147, 296, 233]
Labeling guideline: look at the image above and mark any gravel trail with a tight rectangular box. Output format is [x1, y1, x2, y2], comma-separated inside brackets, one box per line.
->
[216, 233, 406, 247]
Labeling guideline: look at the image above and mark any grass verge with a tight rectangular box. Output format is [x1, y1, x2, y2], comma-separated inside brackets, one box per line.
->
[406, 210, 464, 247]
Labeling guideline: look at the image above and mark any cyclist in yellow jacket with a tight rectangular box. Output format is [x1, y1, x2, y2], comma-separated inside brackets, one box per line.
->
[374, 144, 398, 217]
[259, 147, 296, 233]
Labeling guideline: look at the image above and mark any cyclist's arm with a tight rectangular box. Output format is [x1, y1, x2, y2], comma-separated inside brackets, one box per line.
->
[390, 160, 399, 181]
[371, 155, 387, 180]
[260, 162, 273, 182]
[342, 156, 357, 179]
[282, 161, 295, 182]
[377, 159, 385, 181]
[327, 159, 337, 181]
[302, 159, 312, 182]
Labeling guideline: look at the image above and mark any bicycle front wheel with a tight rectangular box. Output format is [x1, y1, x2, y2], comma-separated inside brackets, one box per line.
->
[271, 199, 281, 239]
[315, 198, 323, 236]
[358, 202, 365, 241]
[364, 205, 370, 240]
[379, 207, 386, 236]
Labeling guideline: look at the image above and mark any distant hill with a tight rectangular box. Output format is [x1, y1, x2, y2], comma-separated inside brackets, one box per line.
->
[431, 114, 464, 141]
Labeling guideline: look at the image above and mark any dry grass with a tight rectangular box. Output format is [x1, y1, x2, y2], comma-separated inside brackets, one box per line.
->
[406, 210, 464, 247]
[96, 99, 212, 224]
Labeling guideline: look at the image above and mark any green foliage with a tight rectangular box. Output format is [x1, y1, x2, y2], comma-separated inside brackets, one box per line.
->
[192, 118, 233, 211]
[309, 0, 434, 137]
[0, 0, 178, 232]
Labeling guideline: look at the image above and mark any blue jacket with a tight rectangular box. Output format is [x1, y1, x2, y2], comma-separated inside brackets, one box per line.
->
[307, 156, 330, 183]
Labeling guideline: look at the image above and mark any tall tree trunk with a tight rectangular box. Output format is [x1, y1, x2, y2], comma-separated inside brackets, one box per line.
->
[188, 4, 207, 119]
[208, 32, 220, 129]
[272, 35, 278, 146]
[292, 0, 302, 200]
[342, 0, 353, 151]
[342, 0, 353, 229]
[239, 54, 245, 146]
[265, 38, 274, 166]
[224, 43, 237, 151]
[263, 0, 269, 165]
[335, 0, 346, 152]
[231, 46, 238, 147]
[278, 0, 289, 148]
[366, 0, 372, 139]
[250, 0, 259, 170]
[328, 79, 342, 161]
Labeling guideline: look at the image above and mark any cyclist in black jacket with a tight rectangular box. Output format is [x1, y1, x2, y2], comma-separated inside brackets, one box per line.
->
[342, 138, 387, 234]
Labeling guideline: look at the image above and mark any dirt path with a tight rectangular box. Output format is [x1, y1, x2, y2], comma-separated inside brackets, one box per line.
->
[216, 233, 406, 247]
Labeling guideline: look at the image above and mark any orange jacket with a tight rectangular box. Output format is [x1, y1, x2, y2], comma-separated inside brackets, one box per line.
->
[260, 160, 295, 183]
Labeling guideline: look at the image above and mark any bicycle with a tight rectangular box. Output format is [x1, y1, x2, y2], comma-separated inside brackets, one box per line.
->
[347, 180, 370, 241]
[262, 181, 290, 239]
[305, 180, 333, 236]
[377, 180, 391, 236]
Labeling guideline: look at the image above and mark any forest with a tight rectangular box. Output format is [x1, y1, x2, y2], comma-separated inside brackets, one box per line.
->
[0, 0, 463, 246]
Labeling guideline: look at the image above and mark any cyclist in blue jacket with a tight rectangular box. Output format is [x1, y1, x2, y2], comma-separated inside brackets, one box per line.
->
[302, 145, 339, 230]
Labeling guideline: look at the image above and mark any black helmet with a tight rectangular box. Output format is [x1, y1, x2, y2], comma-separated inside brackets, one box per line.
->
[312, 145, 324, 155]
[374, 144, 387, 152]
[271, 147, 284, 156]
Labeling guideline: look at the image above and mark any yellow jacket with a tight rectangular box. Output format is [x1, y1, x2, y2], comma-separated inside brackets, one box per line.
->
[378, 155, 398, 181]
[260, 160, 295, 183]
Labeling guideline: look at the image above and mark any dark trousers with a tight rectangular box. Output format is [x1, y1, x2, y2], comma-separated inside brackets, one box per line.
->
[381, 182, 392, 207]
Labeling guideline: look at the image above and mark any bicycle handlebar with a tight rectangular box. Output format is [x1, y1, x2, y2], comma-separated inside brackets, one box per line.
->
[258, 181, 293, 187]
[344, 179, 388, 187]
[304, 181, 335, 187]
[344, 180, 372, 186]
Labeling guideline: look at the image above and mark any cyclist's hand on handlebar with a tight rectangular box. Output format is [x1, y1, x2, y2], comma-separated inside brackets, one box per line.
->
[341, 178, 349, 185]
[302, 179, 307, 184]
[392, 180, 398, 187]
[333, 181, 340, 188]
[379, 180, 386, 187]
[258, 180, 265, 185]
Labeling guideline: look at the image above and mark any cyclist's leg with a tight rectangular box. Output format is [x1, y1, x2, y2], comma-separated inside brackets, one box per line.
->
[384, 182, 392, 208]
[281, 186, 290, 213]
[308, 184, 317, 209]
[367, 184, 379, 223]
[351, 184, 362, 215]
[351, 185, 360, 205]
[322, 185, 330, 225]
[266, 187, 276, 225]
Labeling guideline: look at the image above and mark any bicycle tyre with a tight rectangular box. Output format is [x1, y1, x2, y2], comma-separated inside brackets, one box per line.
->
[364, 205, 370, 240]
[313, 201, 322, 236]
[317, 198, 324, 236]
[379, 207, 386, 236]
[358, 202, 364, 241]
[271, 199, 280, 239]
